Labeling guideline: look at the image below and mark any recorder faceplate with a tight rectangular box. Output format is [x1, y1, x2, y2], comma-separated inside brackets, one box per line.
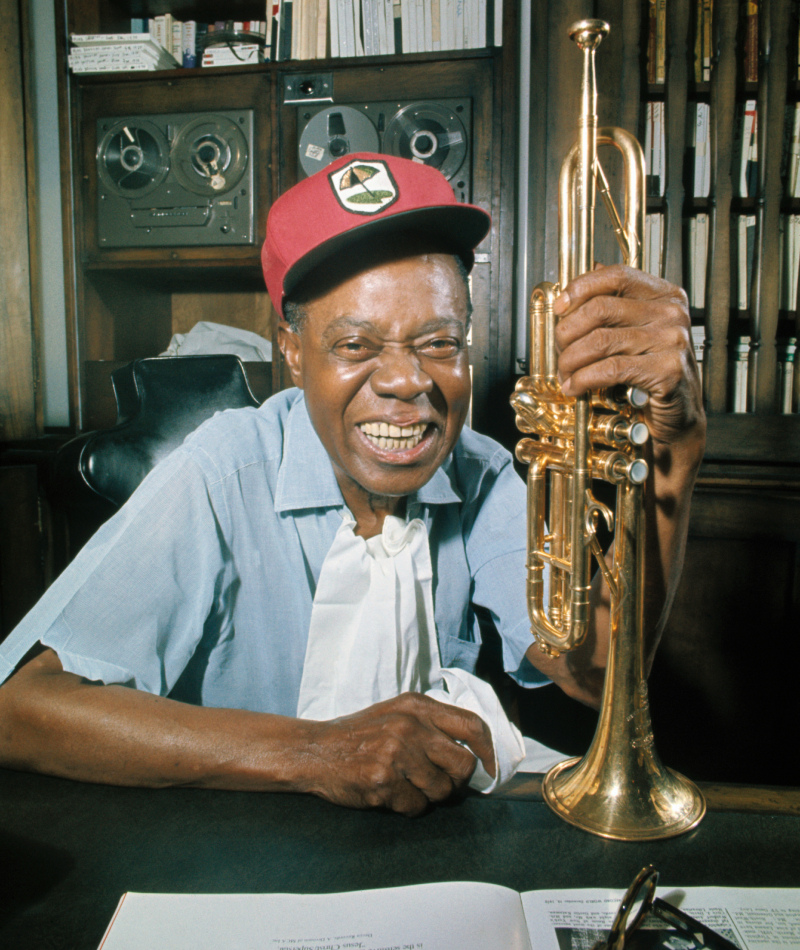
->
[96, 110, 255, 248]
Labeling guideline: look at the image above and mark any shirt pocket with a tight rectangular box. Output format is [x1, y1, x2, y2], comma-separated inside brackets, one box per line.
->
[437, 631, 482, 673]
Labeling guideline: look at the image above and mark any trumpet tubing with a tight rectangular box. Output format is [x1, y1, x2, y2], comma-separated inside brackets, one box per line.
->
[511, 19, 705, 840]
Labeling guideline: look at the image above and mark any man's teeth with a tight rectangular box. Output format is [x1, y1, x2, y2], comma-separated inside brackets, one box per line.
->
[359, 422, 427, 449]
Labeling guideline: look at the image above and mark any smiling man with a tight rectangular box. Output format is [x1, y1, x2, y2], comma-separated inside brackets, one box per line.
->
[0, 154, 705, 815]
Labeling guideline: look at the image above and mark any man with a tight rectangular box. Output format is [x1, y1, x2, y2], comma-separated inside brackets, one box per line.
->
[0, 154, 705, 816]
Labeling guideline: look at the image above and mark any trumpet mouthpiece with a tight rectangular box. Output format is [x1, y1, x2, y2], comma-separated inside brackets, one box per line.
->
[568, 19, 610, 51]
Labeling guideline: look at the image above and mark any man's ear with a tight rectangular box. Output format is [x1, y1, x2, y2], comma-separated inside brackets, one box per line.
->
[278, 322, 304, 389]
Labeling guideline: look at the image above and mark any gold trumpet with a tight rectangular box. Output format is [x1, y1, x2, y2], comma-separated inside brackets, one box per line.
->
[510, 19, 705, 840]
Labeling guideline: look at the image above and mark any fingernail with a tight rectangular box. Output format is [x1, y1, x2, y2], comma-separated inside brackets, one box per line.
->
[553, 291, 570, 314]
[560, 375, 572, 395]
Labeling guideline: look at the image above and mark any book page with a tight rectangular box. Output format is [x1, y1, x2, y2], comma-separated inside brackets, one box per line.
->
[98, 881, 532, 950]
[521, 884, 800, 949]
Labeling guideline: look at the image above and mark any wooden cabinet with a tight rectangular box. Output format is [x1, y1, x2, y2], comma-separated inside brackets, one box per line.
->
[56, 0, 518, 435]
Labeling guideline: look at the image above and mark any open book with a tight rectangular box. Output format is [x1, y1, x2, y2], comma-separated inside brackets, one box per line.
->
[98, 879, 800, 950]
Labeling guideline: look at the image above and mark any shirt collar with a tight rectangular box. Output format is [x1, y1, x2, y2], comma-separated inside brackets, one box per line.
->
[274, 390, 464, 513]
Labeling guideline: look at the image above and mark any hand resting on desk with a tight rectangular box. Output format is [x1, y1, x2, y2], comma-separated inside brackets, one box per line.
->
[0, 648, 493, 817]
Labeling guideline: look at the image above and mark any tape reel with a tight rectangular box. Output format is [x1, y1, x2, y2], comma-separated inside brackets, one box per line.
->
[97, 119, 170, 198]
[296, 98, 472, 201]
[171, 115, 250, 196]
[383, 102, 467, 182]
[298, 106, 379, 178]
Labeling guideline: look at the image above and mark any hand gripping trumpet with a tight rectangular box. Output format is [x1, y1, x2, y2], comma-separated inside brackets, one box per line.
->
[510, 20, 705, 840]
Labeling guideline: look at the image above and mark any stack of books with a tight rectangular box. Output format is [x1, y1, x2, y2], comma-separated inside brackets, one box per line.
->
[68, 33, 180, 73]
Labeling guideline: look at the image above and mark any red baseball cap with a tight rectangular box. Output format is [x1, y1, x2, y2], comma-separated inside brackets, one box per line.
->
[261, 152, 491, 316]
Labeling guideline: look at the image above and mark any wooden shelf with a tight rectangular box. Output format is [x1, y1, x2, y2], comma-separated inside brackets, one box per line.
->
[704, 413, 800, 465]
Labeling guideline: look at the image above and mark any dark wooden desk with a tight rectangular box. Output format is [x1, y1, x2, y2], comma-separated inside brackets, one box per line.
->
[1, 768, 798, 950]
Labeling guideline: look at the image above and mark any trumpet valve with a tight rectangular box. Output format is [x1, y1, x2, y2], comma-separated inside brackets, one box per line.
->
[591, 414, 650, 447]
[595, 450, 649, 485]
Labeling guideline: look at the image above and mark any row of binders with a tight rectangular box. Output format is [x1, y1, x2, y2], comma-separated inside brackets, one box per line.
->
[645, 0, 714, 85]
[646, 0, 759, 86]
[645, 98, 800, 202]
[643, 211, 800, 319]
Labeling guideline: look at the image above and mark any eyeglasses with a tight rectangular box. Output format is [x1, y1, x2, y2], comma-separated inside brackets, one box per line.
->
[600, 866, 739, 950]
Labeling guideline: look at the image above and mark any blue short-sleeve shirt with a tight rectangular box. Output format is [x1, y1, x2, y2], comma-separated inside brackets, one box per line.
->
[0, 389, 547, 712]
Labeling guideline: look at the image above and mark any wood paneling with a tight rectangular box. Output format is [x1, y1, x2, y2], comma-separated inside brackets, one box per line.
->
[0, 0, 38, 440]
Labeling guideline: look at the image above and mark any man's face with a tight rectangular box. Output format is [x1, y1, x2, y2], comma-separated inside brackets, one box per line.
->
[280, 253, 472, 511]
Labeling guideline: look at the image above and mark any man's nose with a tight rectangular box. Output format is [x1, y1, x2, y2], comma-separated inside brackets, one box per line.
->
[370, 347, 434, 400]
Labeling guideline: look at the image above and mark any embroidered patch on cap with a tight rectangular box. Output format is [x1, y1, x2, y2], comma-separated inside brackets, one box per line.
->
[328, 159, 399, 215]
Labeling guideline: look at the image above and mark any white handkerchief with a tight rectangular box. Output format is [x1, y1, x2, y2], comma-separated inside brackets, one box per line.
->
[297, 513, 525, 793]
[426, 668, 526, 793]
[297, 514, 439, 721]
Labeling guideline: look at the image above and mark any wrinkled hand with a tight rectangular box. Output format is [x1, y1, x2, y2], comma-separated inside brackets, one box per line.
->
[553, 264, 704, 446]
[302, 692, 494, 816]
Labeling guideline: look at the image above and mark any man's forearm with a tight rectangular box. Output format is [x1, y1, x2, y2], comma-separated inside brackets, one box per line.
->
[643, 418, 706, 669]
[0, 648, 318, 791]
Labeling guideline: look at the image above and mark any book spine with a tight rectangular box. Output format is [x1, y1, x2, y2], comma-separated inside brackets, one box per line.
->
[280, 0, 293, 60]
[171, 20, 183, 61]
[431, 0, 441, 52]
[655, 0, 666, 82]
[181, 21, 196, 67]
[329, 0, 340, 55]
[739, 100, 756, 197]
[386, 0, 396, 54]
[745, 0, 758, 82]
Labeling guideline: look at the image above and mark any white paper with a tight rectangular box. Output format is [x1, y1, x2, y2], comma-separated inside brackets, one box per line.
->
[98, 882, 531, 950]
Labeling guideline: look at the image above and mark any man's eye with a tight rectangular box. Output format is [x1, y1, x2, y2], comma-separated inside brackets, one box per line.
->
[420, 338, 461, 358]
[335, 341, 375, 359]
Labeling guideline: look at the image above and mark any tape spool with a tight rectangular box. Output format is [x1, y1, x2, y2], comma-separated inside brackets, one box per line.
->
[96, 119, 170, 198]
[383, 102, 467, 181]
[170, 114, 250, 197]
[298, 105, 380, 177]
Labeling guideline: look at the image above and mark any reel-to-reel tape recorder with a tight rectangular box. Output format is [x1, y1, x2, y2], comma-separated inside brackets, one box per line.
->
[296, 99, 472, 203]
[96, 110, 255, 248]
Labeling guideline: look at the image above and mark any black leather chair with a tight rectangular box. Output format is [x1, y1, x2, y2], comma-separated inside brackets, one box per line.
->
[51, 355, 263, 558]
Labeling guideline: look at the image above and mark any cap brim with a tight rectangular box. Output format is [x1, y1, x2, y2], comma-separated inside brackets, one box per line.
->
[282, 203, 491, 303]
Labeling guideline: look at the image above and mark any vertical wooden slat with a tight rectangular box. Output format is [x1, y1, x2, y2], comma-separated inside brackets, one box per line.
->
[662, 0, 691, 287]
[0, 0, 38, 440]
[749, 0, 791, 413]
[524, 0, 551, 304]
[543, 1, 593, 284]
[704, 0, 738, 413]
[597, 0, 643, 139]
[594, 1, 644, 269]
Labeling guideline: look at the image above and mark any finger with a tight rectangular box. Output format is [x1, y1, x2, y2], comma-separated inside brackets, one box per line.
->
[422, 699, 495, 778]
[554, 291, 690, 355]
[558, 322, 691, 393]
[553, 263, 685, 316]
[363, 772, 433, 817]
[561, 350, 690, 403]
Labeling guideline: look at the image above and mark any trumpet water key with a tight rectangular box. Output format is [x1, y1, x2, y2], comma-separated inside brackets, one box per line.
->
[510, 19, 705, 841]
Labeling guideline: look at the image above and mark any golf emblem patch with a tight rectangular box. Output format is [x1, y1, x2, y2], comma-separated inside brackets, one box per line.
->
[329, 159, 399, 215]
